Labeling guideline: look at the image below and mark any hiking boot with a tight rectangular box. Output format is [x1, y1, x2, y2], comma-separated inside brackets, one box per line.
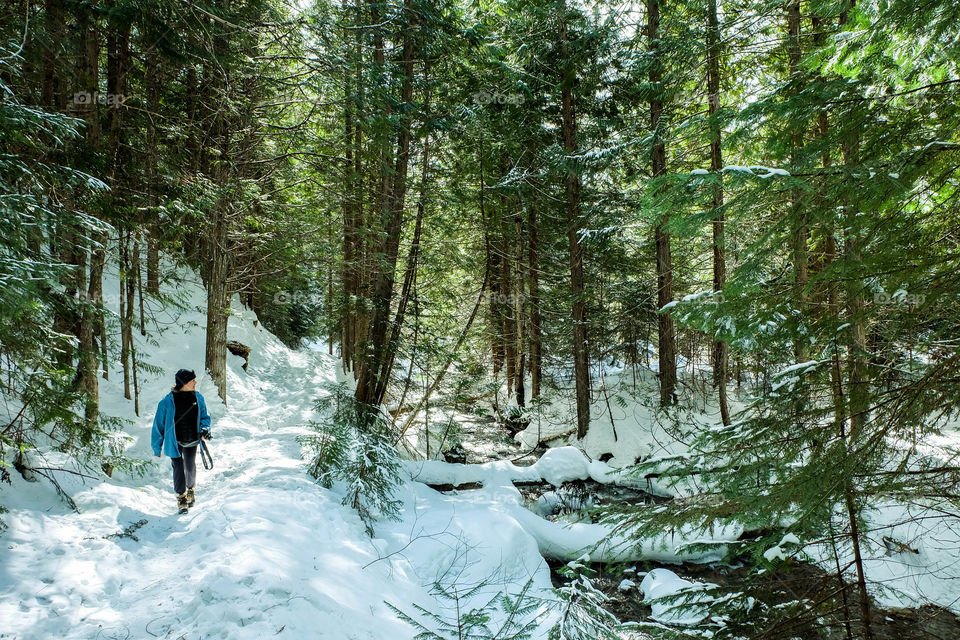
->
[186, 488, 195, 507]
[177, 493, 189, 514]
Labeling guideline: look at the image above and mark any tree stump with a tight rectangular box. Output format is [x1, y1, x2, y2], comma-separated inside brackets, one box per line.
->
[226, 340, 251, 371]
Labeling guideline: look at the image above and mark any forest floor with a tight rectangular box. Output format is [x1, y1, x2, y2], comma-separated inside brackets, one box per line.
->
[2, 266, 959, 639]
[578, 558, 960, 640]
[442, 383, 960, 638]
[428, 447, 960, 639]
[0, 270, 559, 639]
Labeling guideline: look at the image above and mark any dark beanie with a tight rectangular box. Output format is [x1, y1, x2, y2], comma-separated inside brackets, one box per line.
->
[175, 369, 196, 388]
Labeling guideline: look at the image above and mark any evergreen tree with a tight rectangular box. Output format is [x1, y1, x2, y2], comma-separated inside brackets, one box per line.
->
[605, 0, 960, 636]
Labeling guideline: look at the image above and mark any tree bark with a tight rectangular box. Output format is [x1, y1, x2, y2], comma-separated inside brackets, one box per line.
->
[707, 0, 730, 425]
[514, 210, 526, 407]
[381, 65, 431, 405]
[560, 2, 591, 439]
[204, 200, 230, 403]
[144, 33, 161, 296]
[128, 237, 140, 415]
[354, 0, 417, 408]
[77, 1, 99, 141]
[203, 1, 234, 404]
[842, 109, 873, 640]
[482, 145, 505, 380]
[787, 0, 809, 363]
[351, 0, 367, 376]
[76, 0, 101, 426]
[527, 200, 543, 399]
[42, 0, 65, 111]
[120, 235, 132, 400]
[500, 211, 517, 398]
[341, 3, 359, 372]
[89, 229, 108, 384]
[649, 0, 676, 406]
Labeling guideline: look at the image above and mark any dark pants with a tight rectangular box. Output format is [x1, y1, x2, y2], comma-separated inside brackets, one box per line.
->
[171, 445, 198, 495]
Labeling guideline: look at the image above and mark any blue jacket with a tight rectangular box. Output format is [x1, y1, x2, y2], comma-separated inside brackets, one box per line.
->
[151, 391, 211, 458]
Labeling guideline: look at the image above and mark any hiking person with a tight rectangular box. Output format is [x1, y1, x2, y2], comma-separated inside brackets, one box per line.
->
[151, 369, 212, 514]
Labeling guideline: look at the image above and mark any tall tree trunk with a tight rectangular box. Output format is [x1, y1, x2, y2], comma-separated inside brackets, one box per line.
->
[649, 0, 676, 406]
[479, 141, 505, 384]
[340, 106, 357, 372]
[787, 0, 808, 363]
[381, 65, 431, 404]
[120, 235, 132, 400]
[501, 219, 517, 399]
[137, 237, 146, 336]
[527, 200, 543, 399]
[497, 154, 519, 400]
[42, 0, 65, 111]
[75, 243, 99, 426]
[76, 0, 101, 425]
[205, 199, 230, 403]
[203, 1, 233, 404]
[560, 2, 591, 439]
[342, 38, 357, 373]
[45, 0, 74, 370]
[810, 15, 845, 434]
[77, 1, 99, 141]
[482, 144, 505, 380]
[108, 8, 133, 400]
[86, 232, 106, 394]
[514, 210, 526, 407]
[128, 237, 140, 415]
[89, 231, 108, 383]
[144, 35, 161, 296]
[106, 4, 131, 171]
[351, 0, 367, 377]
[707, 0, 730, 425]
[354, 0, 417, 408]
[842, 106, 874, 640]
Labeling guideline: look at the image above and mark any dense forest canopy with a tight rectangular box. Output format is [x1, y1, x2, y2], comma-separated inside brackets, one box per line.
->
[2, 0, 960, 637]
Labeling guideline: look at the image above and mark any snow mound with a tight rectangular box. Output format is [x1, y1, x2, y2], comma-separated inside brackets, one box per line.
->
[639, 568, 713, 625]
[534, 446, 590, 486]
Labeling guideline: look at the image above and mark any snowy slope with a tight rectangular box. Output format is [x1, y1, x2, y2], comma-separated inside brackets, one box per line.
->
[0, 266, 558, 640]
[3, 263, 957, 640]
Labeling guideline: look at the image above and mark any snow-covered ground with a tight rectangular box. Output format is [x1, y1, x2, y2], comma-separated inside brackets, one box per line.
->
[508, 352, 960, 618]
[2, 263, 959, 640]
[0, 267, 559, 640]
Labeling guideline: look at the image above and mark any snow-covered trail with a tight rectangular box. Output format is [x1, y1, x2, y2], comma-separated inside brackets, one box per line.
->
[0, 269, 570, 640]
[0, 311, 424, 639]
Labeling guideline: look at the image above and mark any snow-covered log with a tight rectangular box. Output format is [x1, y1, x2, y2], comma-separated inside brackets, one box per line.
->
[402, 448, 742, 564]
[403, 446, 621, 488]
